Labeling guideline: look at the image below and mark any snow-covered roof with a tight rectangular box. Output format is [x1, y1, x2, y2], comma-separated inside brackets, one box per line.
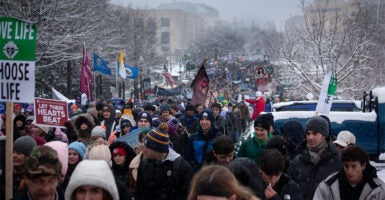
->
[272, 111, 376, 124]
[372, 87, 385, 103]
[273, 100, 361, 110]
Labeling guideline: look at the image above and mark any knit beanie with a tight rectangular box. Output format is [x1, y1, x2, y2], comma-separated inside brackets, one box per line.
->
[68, 141, 87, 159]
[144, 123, 169, 153]
[254, 115, 270, 131]
[152, 118, 161, 128]
[65, 160, 119, 200]
[305, 116, 329, 137]
[88, 144, 111, 165]
[136, 111, 152, 124]
[120, 119, 132, 129]
[159, 104, 171, 113]
[260, 113, 274, 128]
[24, 145, 62, 178]
[199, 109, 215, 124]
[167, 118, 178, 134]
[91, 126, 106, 139]
[44, 141, 68, 176]
[37, 125, 50, 135]
[14, 136, 37, 156]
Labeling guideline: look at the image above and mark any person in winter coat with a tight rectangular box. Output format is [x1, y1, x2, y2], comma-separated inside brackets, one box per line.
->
[65, 160, 119, 200]
[287, 116, 341, 200]
[100, 105, 116, 139]
[135, 123, 193, 200]
[180, 103, 199, 134]
[237, 115, 272, 164]
[228, 157, 265, 199]
[314, 145, 385, 200]
[13, 136, 36, 196]
[225, 104, 241, 143]
[245, 91, 265, 121]
[12, 146, 64, 200]
[280, 120, 305, 161]
[259, 149, 304, 200]
[184, 109, 223, 171]
[72, 113, 96, 145]
[205, 135, 235, 166]
[109, 141, 136, 192]
[211, 103, 226, 134]
[239, 101, 250, 133]
[62, 141, 87, 191]
[108, 117, 134, 144]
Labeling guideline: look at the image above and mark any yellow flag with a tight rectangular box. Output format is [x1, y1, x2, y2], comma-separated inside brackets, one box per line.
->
[119, 49, 126, 78]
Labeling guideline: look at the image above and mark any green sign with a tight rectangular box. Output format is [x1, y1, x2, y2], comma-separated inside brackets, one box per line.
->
[0, 17, 36, 102]
[327, 76, 337, 96]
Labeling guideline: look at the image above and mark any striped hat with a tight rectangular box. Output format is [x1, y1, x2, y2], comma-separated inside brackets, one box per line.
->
[144, 123, 169, 153]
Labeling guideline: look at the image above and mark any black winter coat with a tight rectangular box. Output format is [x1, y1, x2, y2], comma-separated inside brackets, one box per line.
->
[261, 173, 304, 200]
[135, 151, 193, 200]
[287, 141, 341, 200]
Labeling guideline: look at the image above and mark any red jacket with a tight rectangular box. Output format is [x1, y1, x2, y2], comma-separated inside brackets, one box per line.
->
[245, 97, 265, 120]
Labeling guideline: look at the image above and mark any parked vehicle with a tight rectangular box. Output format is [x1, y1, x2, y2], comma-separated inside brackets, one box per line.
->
[273, 100, 361, 112]
[271, 87, 385, 159]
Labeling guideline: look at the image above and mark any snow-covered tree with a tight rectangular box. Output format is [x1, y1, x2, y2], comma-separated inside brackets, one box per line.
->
[269, 0, 378, 99]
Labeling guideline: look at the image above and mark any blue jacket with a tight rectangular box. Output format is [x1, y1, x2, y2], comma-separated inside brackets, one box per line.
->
[184, 126, 223, 172]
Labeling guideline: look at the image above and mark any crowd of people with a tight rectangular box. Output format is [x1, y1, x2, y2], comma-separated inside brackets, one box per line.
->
[0, 91, 384, 200]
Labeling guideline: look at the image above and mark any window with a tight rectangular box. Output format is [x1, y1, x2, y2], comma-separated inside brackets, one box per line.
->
[161, 18, 170, 27]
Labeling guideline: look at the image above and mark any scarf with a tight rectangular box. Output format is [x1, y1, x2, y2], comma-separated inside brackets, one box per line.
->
[308, 141, 328, 165]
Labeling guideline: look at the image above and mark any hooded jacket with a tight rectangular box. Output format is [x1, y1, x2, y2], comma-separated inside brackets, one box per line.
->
[72, 113, 95, 145]
[287, 140, 341, 200]
[101, 104, 116, 139]
[109, 141, 136, 188]
[314, 164, 385, 200]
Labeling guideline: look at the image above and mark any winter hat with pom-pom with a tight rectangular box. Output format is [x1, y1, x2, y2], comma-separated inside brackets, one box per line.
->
[145, 123, 169, 153]
[167, 118, 178, 134]
[88, 143, 111, 166]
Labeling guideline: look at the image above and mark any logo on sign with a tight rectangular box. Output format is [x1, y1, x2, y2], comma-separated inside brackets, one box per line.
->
[3, 41, 19, 59]
[254, 65, 267, 78]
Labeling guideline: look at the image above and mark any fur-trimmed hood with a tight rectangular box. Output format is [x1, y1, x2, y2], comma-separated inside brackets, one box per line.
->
[72, 113, 95, 132]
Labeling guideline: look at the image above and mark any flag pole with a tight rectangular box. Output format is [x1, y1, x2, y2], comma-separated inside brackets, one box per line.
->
[116, 61, 118, 94]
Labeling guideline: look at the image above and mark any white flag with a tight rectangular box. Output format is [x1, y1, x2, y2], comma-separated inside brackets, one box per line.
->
[316, 72, 338, 116]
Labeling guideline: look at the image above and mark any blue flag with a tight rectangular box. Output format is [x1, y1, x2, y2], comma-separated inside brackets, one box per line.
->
[94, 53, 111, 75]
[116, 61, 139, 79]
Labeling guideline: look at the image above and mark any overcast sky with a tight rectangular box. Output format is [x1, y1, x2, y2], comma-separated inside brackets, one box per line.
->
[111, 0, 303, 28]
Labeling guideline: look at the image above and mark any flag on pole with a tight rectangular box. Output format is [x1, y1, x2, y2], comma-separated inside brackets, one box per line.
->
[316, 72, 338, 116]
[94, 53, 111, 75]
[116, 62, 139, 79]
[191, 60, 212, 106]
[80, 44, 92, 100]
[118, 49, 126, 79]
[162, 70, 175, 88]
